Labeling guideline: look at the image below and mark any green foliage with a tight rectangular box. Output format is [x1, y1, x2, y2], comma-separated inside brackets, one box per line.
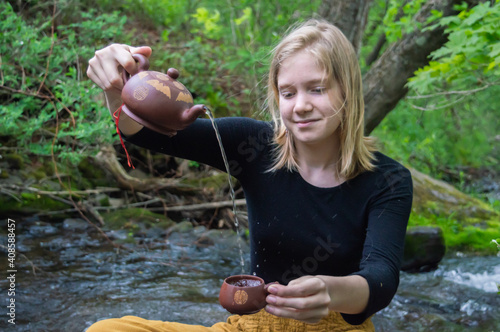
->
[408, 0, 500, 95]
[373, 89, 500, 177]
[1, 0, 320, 165]
[0, 2, 130, 164]
[191, 7, 223, 40]
[125, 0, 189, 28]
[383, 0, 427, 43]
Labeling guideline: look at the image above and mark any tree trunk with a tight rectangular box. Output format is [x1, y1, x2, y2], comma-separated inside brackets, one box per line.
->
[319, 0, 373, 54]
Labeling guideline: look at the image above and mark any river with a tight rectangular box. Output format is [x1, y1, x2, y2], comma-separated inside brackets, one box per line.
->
[0, 217, 498, 331]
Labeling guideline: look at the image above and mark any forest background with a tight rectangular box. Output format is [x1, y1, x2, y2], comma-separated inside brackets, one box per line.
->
[1, 0, 499, 254]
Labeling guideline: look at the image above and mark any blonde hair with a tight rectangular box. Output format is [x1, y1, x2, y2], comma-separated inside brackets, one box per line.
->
[266, 19, 376, 179]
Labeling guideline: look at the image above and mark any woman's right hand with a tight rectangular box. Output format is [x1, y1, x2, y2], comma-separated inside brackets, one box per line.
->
[87, 44, 152, 109]
[87, 44, 152, 134]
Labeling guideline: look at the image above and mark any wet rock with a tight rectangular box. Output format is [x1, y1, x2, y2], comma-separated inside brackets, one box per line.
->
[38, 179, 61, 191]
[106, 229, 131, 241]
[143, 226, 166, 239]
[4, 153, 24, 169]
[402, 226, 446, 272]
[39, 233, 101, 251]
[63, 218, 90, 232]
[195, 234, 215, 248]
[108, 198, 125, 207]
[16, 236, 35, 253]
[94, 194, 110, 207]
[195, 229, 225, 247]
[2, 174, 24, 185]
[193, 225, 207, 236]
[168, 220, 193, 234]
[28, 221, 60, 237]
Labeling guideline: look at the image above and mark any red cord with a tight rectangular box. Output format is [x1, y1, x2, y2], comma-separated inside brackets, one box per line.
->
[113, 104, 135, 169]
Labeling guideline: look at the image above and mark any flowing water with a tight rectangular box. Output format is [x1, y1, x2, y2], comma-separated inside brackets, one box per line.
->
[204, 107, 245, 274]
[0, 217, 498, 332]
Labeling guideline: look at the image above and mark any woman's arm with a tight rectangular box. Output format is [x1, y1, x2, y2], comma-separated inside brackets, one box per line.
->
[265, 274, 369, 324]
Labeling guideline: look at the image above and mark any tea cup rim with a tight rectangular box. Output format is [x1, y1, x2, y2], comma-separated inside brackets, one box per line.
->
[223, 274, 264, 288]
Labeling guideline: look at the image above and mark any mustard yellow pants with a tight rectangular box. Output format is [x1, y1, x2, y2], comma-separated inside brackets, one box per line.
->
[86, 309, 374, 332]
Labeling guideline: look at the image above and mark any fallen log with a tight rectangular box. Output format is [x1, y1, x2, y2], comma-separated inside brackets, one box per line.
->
[94, 145, 198, 193]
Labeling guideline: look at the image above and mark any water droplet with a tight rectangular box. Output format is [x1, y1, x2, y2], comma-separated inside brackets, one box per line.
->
[252, 272, 257, 276]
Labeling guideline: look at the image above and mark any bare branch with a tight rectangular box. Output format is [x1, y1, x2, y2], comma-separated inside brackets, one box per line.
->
[408, 95, 466, 111]
[406, 82, 497, 99]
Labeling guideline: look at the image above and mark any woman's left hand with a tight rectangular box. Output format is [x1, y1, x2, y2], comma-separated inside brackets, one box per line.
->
[265, 276, 332, 324]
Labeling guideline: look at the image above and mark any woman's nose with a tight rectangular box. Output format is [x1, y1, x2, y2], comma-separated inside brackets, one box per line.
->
[293, 92, 313, 113]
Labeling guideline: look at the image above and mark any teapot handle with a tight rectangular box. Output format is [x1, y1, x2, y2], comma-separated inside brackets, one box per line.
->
[122, 53, 150, 84]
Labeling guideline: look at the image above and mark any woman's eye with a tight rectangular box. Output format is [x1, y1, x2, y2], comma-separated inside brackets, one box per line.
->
[311, 87, 326, 94]
[280, 91, 294, 98]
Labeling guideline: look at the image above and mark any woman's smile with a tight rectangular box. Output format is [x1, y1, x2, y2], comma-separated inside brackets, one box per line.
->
[295, 119, 319, 128]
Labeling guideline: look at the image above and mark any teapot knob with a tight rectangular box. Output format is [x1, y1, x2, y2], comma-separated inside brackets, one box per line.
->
[167, 68, 180, 80]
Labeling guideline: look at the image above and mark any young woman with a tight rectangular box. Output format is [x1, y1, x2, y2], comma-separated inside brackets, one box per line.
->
[86, 19, 412, 331]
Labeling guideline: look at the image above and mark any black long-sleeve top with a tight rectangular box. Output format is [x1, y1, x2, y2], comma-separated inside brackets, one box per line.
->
[124, 117, 413, 325]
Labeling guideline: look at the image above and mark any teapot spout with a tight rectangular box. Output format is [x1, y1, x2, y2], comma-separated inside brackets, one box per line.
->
[183, 104, 207, 123]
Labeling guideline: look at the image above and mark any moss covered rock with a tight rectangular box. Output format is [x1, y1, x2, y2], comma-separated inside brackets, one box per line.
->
[180, 172, 232, 194]
[410, 167, 497, 220]
[4, 153, 24, 169]
[409, 167, 500, 254]
[101, 208, 175, 231]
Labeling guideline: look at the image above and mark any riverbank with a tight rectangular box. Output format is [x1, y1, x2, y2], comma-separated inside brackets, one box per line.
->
[0, 218, 498, 331]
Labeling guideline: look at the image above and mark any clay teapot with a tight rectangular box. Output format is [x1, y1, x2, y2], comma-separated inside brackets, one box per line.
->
[121, 54, 205, 136]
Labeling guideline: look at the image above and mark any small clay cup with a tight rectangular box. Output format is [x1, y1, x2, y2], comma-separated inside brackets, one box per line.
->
[120, 54, 205, 136]
[219, 275, 268, 315]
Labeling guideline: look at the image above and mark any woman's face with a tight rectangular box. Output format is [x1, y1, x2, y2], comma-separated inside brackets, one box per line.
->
[277, 50, 344, 151]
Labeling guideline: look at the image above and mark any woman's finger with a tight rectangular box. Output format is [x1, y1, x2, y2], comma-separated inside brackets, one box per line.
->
[94, 44, 131, 90]
[266, 289, 330, 310]
[268, 276, 324, 298]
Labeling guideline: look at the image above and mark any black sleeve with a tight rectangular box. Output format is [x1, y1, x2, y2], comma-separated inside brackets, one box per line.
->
[122, 117, 273, 179]
[342, 161, 413, 325]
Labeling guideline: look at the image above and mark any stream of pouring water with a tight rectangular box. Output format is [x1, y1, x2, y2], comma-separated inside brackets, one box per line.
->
[204, 107, 245, 274]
